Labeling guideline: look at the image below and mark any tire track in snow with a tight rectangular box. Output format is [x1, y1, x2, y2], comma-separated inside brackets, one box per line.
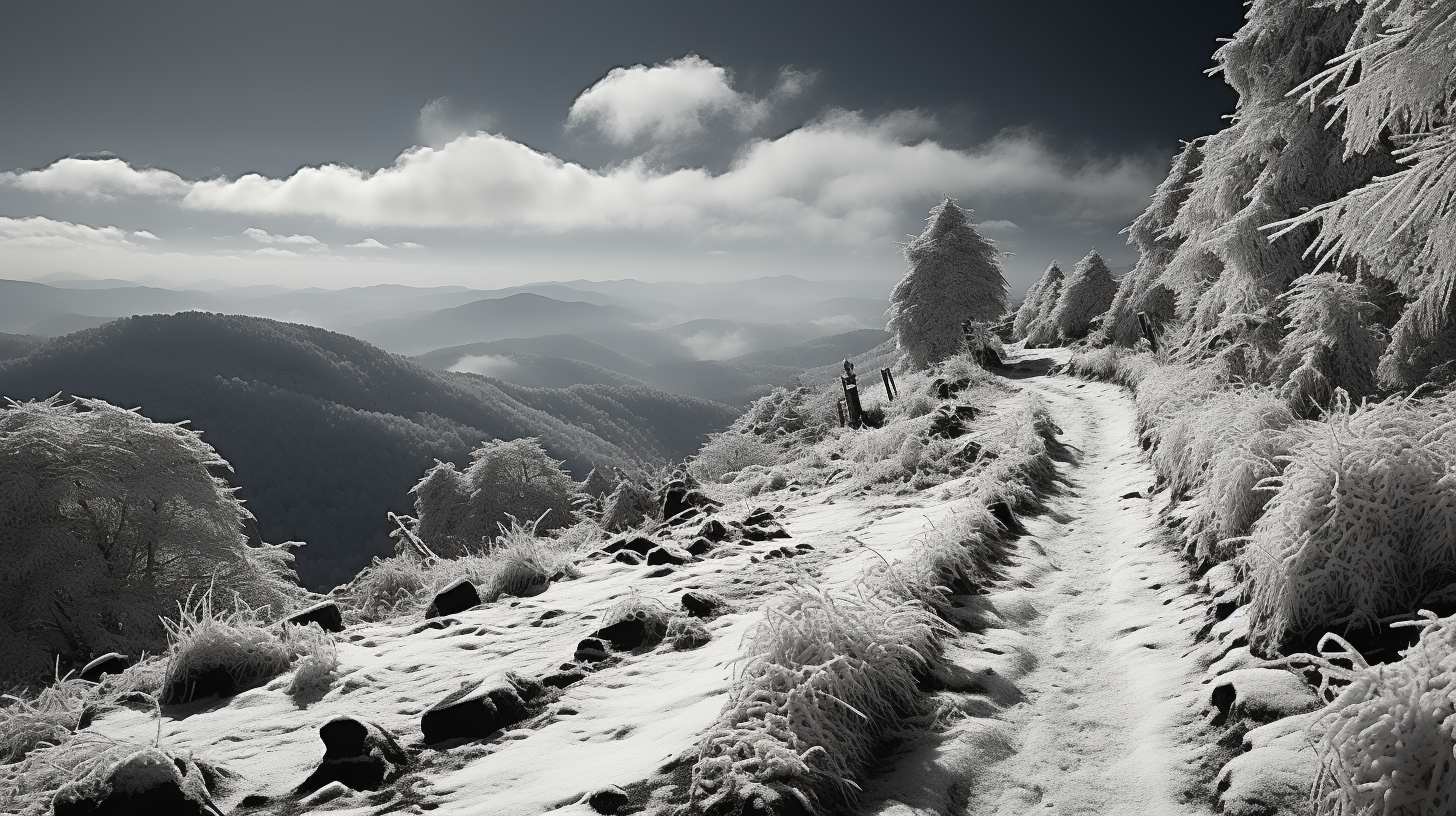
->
[947, 359, 1215, 816]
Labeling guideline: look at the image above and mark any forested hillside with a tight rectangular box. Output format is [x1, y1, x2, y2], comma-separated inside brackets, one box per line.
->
[0, 313, 737, 588]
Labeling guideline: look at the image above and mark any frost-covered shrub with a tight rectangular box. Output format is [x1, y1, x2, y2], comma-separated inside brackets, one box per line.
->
[1312, 614, 1456, 816]
[600, 473, 658, 532]
[1243, 395, 1456, 654]
[690, 431, 781, 485]
[283, 623, 338, 698]
[867, 506, 1003, 616]
[337, 555, 431, 621]
[689, 589, 946, 813]
[1048, 249, 1119, 341]
[666, 615, 712, 651]
[887, 198, 1009, 369]
[412, 438, 582, 557]
[0, 397, 305, 686]
[0, 679, 95, 764]
[1065, 346, 1123, 382]
[1269, 273, 1383, 413]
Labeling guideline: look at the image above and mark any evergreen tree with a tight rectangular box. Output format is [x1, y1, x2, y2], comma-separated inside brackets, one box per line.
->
[1048, 250, 1119, 341]
[886, 198, 1008, 369]
[1013, 261, 1065, 343]
[0, 397, 302, 686]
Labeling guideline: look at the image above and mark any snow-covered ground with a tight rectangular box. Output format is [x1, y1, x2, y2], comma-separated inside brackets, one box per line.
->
[61, 350, 1232, 815]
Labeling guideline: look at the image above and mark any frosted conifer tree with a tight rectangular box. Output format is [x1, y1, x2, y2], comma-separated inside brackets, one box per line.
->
[1012, 261, 1065, 342]
[886, 198, 1008, 369]
[1267, 0, 1456, 388]
[1048, 250, 1119, 341]
[0, 397, 303, 685]
[1269, 273, 1383, 412]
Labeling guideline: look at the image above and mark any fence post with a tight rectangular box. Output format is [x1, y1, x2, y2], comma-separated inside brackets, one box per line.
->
[881, 367, 896, 401]
[840, 359, 864, 428]
[836, 399, 847, 428]
[1136, 311, 1160, 353]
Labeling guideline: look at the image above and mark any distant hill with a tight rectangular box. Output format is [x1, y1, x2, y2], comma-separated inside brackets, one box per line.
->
[24, 313, 113, 337]
[0, 332, 45, 362]
[0, 313, 737, 588]
[0, 279, 225, 334]
[353, 293, 655, 355]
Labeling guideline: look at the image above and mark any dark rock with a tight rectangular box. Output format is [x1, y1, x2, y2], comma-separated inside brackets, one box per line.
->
[612, 550, 644, 565]
[426, 580, 481, 619]
[697, 519, 730, 542]
[80, 653, 131, 683]
[794, 542, 814, 551]
[742, 523, 790, 541]
[644, 566, 675, 578]
[1119, 491, 1143, 500]
[681, 592, 722, 618]
[541, 669, 587, 689]
[166, 665, 236, 704]
[586, 785, 630, 814]
[284, 602, 345, 633]
[421, 677, 531, 745]
[645, 545, 690, 566]
[928, 404, 979, 440]
[574, 638, 610, 663]
[742, 508, 777, 527]
[593, 618, 658, 651]
[603, 536, 657, 557]
[297, 717, 408, 793]
[53, 747, 218, 816]
[685, 537, 714, 556]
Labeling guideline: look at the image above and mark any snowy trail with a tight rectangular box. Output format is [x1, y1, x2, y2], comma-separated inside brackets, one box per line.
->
[882, 356, 1216, 816]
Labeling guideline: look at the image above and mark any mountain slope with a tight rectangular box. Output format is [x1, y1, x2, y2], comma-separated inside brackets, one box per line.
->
[0, 313, 737, 588]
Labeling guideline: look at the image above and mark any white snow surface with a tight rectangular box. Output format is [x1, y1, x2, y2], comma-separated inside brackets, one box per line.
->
[77, 350, 1225, 815]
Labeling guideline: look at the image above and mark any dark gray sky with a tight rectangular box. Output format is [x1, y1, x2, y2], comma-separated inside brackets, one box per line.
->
[0, 1, 1244, 293]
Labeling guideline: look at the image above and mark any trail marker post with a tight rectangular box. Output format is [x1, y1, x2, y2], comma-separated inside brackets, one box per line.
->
[1136, 311, 1160, 353]
[840, 359, 864, 428]
[881, 367, 897, 401]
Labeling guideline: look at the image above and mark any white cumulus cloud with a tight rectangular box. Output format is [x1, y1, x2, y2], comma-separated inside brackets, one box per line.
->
[567, 54, 810, 145]
[243, 227, 325, 247]
[417, 97, 498, 148]
[347, 238, 389, 250]
[0, 157, 189, 201]
[0, 215, 156, 249]
[396, 241, 426, 249]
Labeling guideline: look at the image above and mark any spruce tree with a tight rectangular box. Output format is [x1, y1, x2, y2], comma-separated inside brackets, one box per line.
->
[1013, 261, 1065, 342]
[1049, 250, 1119, 341]
[886, 198, 1008, 369]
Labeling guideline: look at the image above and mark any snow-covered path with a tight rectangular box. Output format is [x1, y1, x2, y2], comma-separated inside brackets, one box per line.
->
[876, 356, 1216, 816]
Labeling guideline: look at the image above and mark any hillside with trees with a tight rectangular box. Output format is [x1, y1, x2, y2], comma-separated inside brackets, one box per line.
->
[0, 313, 736, 588]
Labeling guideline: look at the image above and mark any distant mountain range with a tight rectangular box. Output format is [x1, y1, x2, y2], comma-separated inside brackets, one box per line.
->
[412, 328, 891, 406]
[0, 313, 738, 588]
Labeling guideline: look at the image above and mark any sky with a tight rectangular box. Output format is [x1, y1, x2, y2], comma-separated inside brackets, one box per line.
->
[0, 1, 1245, 295]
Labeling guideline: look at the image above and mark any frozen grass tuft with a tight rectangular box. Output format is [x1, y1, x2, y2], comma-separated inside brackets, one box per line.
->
[689, 588, 947, 814]
[159, 594, 294, 705]
[0, 678, 95, 764]
[865, 506, 1003, 616]
[1243, 395, 1456, 654]
[1312, 613, 1456, 816]
[282, 623, 338, 699]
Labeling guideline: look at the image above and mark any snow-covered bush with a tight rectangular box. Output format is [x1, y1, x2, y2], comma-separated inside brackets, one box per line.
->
[886, 198, 1009, 369]
[689, 588, 946, 814]
[1243, 395, 1456, 654]
[159, 594, 294, 704]
[690, 431, 781, 484]
[283, 623, 338, 698]
[1312, 613, 1456, 816]
[0, 397, 305, 686]
[1012, 261, 1065, 343]
[1269, 273, 1383, 413]
[412, 438, 582, 557]
[599, 472, 657, 532]
[1047, 249, 1119, 342]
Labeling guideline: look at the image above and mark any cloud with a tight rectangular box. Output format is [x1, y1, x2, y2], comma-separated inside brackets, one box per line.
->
[680, 329, 752, 360]
[417, 97, 497, 148]
[448, 354, 519, 377]
[978, 220, 1021, 232]
[253, 247, 298, 257]
[5, 115, 1163, 247]
[0, 215, 155, 249]
[396, 241, 426, 250]
[567, 54, 810, 145]
[346, 238, 388, 250]
[0, 157, 189, 200]
[243, 227, 325, 247]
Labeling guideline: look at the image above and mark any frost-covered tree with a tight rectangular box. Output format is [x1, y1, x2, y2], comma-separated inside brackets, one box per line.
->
[1269, 273, 1383, 413]
[1268, 0, 1456, 388]
[1048, 250, 1119, 341]
[0, 397, 302, 686]
[1012, 261, 1065, 343]
[411, 437, 581, 558]
[886, 198, 1008, 369]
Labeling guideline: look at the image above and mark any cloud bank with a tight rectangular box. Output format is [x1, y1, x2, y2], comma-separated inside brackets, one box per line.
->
[0, 215, 157, 249]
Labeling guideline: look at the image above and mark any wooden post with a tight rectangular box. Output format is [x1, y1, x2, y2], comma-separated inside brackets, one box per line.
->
[881, 367, 896, 400]
[1136, 311, 1160, 353]
[840, 359, 863, 428]
[836, 399, 847, 427]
